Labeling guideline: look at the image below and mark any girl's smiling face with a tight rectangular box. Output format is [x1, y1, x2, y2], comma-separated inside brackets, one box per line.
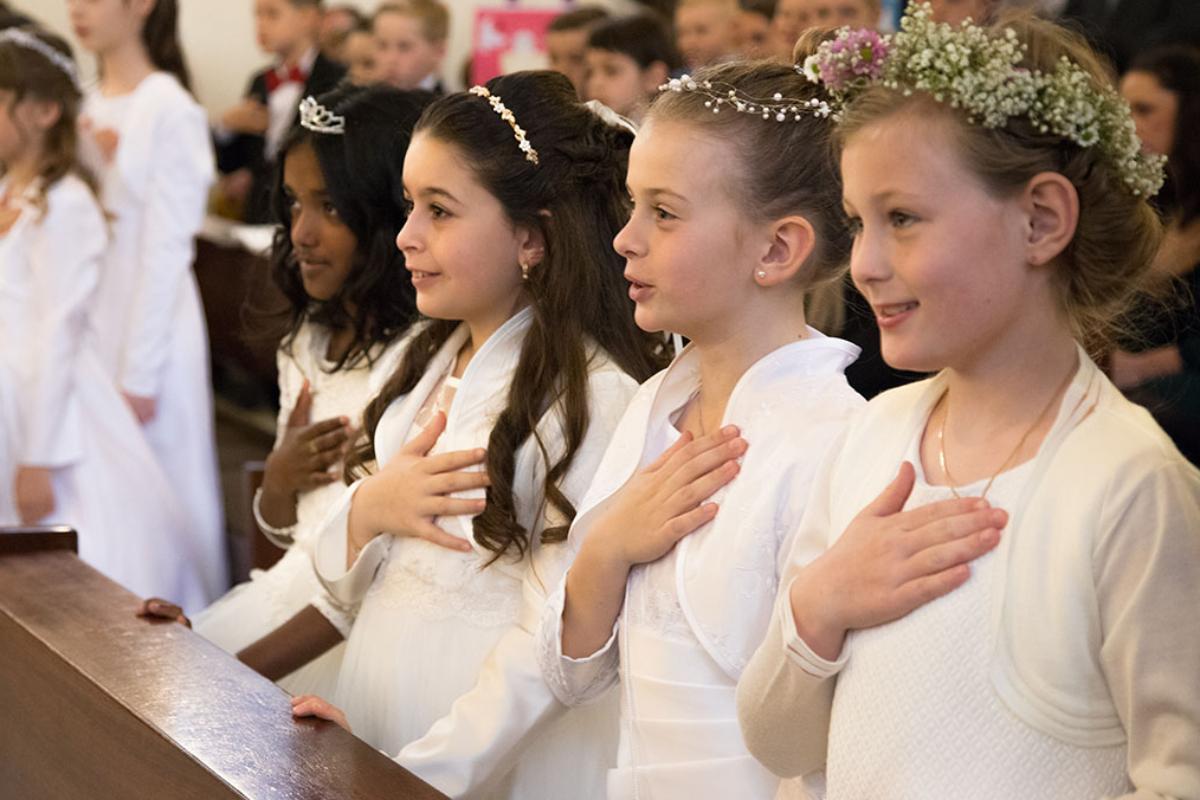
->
[396, 131, 533, 332]
[841, 110, 1056, 375]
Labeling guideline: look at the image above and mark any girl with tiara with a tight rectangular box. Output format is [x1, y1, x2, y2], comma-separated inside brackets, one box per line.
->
[536, 59, 864, 799]
[738, 7, 1200, 798]
[139, 86, 433, 698]
[251, 72, 666, 798]
[0, 27, 205, 605]
[70, 0, 227, 601]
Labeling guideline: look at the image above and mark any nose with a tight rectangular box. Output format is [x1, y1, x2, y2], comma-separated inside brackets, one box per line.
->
[613, 215, 645, 262]
[848, 222, 888, 291]
[291, 206, 319, 250]
[395, 213, 421, 255]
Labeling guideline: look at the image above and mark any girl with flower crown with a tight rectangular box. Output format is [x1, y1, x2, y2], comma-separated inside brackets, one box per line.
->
[738, 7, 1200, 799]
[70, 0, 227, 602]
[535, 58, 866, 799]
[0, 28, 205, 606]
[138, 86, 432, 698]
[246, 71, 666, 798]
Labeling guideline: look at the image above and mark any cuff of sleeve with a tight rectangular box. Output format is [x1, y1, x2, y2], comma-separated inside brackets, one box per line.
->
[779, 578, 849, 679]
[311, 480, 390, 608]
[310, 591, 356, 639]
[549, 572, 619, 666]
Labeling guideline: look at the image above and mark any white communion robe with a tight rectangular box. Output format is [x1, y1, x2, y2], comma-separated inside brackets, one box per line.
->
[309, 308, 637, 798]
[0, 174, 206, 607]
[80, 72, 227, 602]
[537, 332, 864, 800]
[738, 348, 1200, 800]
[192, 322, 411, 695]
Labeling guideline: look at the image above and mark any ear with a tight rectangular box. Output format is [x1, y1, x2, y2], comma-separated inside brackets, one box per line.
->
[516, 212, 549, 268]
[129, 0, 156, 22]
[641, 62, 670, 96]
[26, 98, 63, 132]
[753, 214, 817, 287]
[1021, 171, 1079, 268]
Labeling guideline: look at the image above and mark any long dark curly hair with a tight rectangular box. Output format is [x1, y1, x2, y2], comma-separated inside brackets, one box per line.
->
[352, 71, 668, 562]
[264, 84, 434, 371]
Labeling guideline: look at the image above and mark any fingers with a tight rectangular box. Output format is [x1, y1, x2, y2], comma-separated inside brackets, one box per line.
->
[423, 448, 488, 475]
[426, 469, 493, 495]
[667, 459, 740, 516]
[290, 695, 351, 731]
[287, 380, 313, 428]
[644, 430, 694, 472]
[137, 598, 191, 627]
[306, 423, 352, 455]
[897, 495, 991, 531]
[901, 526, 1002, 584]
[893, 563, 974, 618]
[663, 426, 741, 474]
[661, 501, 720, 546]
[400, 412, 447, 457]
[301, 416, 351, 442]
[423, 496, 489, 518]
[664, 435, 746, 493]
[904, 507, 1008, 554]
[863, 462, 917, 518]
[410, 520, 474, 552]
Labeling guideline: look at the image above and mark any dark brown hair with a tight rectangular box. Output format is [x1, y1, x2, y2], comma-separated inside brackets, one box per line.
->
[0, 28, 91, 211]
[834, 12, 1164, 348]
[352, 71, 667, 562]
[138, 0, 192, 92]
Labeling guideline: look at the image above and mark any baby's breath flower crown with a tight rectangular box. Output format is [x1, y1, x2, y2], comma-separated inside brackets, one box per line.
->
[803, 2, 1166, 198]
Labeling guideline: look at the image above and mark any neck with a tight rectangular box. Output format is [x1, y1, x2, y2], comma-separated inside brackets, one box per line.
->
[281, 41, 314, 68]
[3, 149, 44, 196]
[457, 296, 529, 376]
[100, 38, 155, 95]
[690, 298, 810, 426]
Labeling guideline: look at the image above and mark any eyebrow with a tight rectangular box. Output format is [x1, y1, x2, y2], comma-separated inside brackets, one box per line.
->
[634, 187, 689, 205]
[415, 186, 462, 204]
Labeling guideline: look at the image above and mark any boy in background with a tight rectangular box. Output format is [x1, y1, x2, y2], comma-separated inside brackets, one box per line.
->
[545, 6, 610, 95]
[584, 13, 680, 124]
[674, 0, 738, 70]
[372, 0, 448, 93]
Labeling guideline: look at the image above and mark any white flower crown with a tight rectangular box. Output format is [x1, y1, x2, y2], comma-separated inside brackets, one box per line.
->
[0, 28, 81, 91]
[298, 96, 345, 135]
[804, 2, 1166, 198]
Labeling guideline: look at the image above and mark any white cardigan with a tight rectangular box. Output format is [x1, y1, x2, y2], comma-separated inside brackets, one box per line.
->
[737, 348, 1200, 799]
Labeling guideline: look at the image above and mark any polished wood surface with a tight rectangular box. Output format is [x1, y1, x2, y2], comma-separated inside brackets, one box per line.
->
[0, 539, 446, 799]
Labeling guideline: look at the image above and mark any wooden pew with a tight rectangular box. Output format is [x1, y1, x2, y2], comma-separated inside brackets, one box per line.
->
[0, 529, 446, 800]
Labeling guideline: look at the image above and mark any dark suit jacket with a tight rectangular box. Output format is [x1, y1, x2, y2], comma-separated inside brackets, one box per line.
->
[1061, 0, 1200, 72]
[215, 52, 346, 223]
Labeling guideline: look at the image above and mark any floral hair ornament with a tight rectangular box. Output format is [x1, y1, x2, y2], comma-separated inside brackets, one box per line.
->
[803, 2, 1166, 198]
[0, 28, 81, 91]
[469, 85, 539, 166]
[659, 74, 834, 122]
[298, 96, 345, 135]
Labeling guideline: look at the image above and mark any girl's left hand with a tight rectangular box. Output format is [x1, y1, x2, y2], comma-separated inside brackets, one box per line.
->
[291, 694, 352, 732]
[14, 466, 55, 524]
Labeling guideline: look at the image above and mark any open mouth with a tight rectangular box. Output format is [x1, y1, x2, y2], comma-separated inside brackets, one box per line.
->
[877, 301, 918, 318]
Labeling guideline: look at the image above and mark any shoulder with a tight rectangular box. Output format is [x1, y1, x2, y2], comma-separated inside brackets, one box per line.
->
[42, 175, 105, 234]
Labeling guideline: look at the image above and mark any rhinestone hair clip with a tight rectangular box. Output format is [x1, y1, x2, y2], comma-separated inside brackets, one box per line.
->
[660, 74, 834, 122]
[0, 28, 81, 91]
[298, 96, 345, 135]
[469, 85, 539, 166]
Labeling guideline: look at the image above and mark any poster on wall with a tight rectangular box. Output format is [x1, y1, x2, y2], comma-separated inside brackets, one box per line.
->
[471, 6, 560, 85]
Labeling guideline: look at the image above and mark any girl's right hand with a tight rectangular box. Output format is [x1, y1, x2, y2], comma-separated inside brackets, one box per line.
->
[582, 425, 747, 572]
[348, 412, 492, 555]
[136, 597, 191, 628]
[264, 381, 354, 496]
[789, 462, 1007, 661]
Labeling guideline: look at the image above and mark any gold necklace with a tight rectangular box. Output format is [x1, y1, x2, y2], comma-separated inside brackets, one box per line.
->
[937, 367, 1076, 500]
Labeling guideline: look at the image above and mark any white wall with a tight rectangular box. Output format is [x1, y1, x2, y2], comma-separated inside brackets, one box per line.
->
[14, 0, 631, 118]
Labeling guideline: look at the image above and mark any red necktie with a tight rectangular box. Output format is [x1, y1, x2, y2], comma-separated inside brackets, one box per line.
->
[266, 64, 307, 93]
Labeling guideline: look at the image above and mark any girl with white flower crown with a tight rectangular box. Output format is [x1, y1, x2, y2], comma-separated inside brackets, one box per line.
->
[535, 57, 866, 799]
[738, 7, 1200, 799]
[0, 28, 204, 606]
[247, 71, 667, 799]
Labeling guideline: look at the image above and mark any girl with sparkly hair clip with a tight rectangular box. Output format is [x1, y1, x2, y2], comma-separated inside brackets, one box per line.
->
[535, 55, 865, 798]
[139, 86, 434, 700]
[71, 0, 227, 603]
[739, 6, 1200, 798]
[0, 28, 206, 607]
[244, 70, 665, 798]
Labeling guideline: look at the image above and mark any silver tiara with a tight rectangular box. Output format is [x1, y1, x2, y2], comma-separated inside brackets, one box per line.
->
[299, 96, 345, 135]
[0, 29, 81, 91]
[660, 74, 834, 122]
[469, 85, 539, 166]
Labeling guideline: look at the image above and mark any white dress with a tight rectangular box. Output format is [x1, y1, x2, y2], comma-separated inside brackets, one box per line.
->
[191, 322, 410, 696]
[0, 175, 207, 607]
[80, 73, 227, 602]
[538, 334, 863, 800]
[310, 308, 636, 799]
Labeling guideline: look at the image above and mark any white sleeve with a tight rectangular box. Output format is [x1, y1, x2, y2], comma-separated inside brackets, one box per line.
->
[535, 568, 621, 707]
[309, 478, 392, 637]
[396, 369, 636, 796]
[118, 108, 214, 397]
[21, 187, 105, 466]
[1096, 459, 1200, 800]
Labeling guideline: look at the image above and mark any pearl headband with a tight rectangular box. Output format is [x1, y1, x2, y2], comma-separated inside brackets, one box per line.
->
[0, 28, 81, 91]
[469, 85, 539, 166]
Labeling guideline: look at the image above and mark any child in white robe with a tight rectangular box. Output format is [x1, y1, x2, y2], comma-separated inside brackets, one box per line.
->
[534, 60, 864, 800]
[72, 0, 227, 602]
[140, 86, 434, 696]
[247, 72, 668, 798]
[737, 8, 1200, 799]
[0, 28, 205, 607]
